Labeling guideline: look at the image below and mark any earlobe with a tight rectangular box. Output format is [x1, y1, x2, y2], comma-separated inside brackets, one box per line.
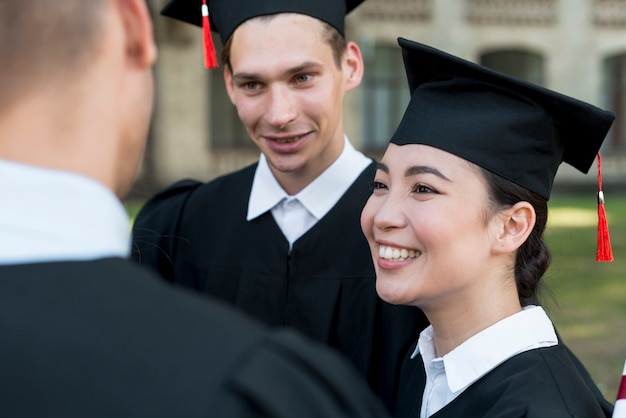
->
[494, 202, 536, 254]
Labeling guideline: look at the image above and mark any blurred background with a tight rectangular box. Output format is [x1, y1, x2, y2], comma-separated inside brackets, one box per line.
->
[131, 0, 626, 402]
[135, 0, 626, 196]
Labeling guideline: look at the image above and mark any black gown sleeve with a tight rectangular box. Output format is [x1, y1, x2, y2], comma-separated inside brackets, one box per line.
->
[216, 331, 392, 418]
[131, 179, 201, 281]
[563, 343, 614, 417]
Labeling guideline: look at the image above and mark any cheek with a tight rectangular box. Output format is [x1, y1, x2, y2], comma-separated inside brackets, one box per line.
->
[231, 96, 262, 124]
[304, 83, 341, 118]
[360, 196, 378, 240]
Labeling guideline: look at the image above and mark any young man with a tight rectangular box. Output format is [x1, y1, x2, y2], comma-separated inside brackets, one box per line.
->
[0, 1, 393, 416]
[132, 0, 426, 409]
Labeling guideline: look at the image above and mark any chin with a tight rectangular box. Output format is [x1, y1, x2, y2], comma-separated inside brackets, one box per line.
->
[375, 279, 412, 306]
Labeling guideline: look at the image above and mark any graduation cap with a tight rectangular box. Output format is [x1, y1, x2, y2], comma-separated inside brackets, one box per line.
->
[390, 38, 615, 261]
[161, 0, 366, 69]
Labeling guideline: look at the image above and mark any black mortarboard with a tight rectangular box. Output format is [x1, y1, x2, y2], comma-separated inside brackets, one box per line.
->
[390, 38, 615, 201]
[161, 0, 366, 44]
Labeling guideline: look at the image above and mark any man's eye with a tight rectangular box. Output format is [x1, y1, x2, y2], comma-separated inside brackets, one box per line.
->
[295, 74, 312, 83]
[241, 82, 258, 90]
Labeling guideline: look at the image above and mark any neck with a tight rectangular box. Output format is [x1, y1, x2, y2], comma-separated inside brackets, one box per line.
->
[424, 278, 522, 357]
[0, 85, 119, 193]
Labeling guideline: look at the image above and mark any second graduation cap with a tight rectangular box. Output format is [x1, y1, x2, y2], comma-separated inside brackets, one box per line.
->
[161, 0, 366, 68]
[390, 38, 615, 201]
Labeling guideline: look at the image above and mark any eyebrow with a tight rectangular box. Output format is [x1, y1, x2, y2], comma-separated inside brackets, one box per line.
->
[232, 61, 322, 83]
[375, 162, 451, 181]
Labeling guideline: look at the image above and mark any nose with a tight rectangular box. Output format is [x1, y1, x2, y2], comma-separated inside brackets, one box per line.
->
[264, 85, 297, 129]
[372, 194, 407, 231]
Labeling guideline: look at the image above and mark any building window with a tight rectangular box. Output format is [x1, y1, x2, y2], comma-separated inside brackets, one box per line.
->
[361, 43, 410, 150]
[466, 0, 557, 26]
[603, 54, 626, 152]
[479, 49, 545, 85]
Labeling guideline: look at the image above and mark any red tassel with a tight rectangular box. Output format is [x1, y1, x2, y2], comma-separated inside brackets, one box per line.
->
[596, 152, 613, 262]
[201, 0, 218, 69]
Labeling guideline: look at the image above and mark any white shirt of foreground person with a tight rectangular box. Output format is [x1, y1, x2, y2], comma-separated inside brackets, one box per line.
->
[0, 159, 130, 265]
[411, 305, 558, 417]
[247, 136, 371, 249]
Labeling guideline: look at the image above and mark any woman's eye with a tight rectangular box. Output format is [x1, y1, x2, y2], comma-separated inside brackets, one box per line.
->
[413, 184, 435, 194]
[369, 181, 387, 191]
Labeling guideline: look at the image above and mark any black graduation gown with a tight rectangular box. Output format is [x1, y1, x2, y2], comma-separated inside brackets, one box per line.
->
[132, 161, 428, 409]
[0, 258, 392, 418]
[394, 343, 612, 418]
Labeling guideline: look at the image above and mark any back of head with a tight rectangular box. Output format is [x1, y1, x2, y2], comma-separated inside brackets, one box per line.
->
[0, 0, 104, 113]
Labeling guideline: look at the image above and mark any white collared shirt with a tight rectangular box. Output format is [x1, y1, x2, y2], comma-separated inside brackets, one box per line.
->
[0, 159, 131, 265]
[247, 136, 371, 248]
[411, 305, 558, 417]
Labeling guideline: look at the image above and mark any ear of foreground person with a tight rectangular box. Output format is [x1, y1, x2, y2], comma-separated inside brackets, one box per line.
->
[0, 256, 391, 418]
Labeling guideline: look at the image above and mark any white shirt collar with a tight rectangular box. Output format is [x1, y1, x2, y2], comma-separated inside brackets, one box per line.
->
[413, 305, 558, 393]
[0, 159, 131, 264]
[247, 136, 371, 221]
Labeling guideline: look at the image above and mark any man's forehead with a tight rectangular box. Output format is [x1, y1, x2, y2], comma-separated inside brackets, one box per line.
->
[160, 0, 366, 44]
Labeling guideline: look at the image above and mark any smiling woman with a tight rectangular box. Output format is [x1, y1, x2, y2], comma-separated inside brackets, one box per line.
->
[361, 38, 616, 418]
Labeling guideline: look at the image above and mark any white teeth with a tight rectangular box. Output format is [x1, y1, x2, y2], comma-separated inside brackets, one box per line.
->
[378, 245, 419, 261]
[276, 136, 298, 144]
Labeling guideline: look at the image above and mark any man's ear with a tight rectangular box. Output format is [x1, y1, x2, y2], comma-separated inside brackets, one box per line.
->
[493, 201, 536, 255]
[223, 66, 236, 104]
[117, 0, 157, 68]
[343, 41, 364, 92]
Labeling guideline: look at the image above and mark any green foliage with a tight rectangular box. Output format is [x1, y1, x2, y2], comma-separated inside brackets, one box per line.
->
[543, 193, 626, 403]
[123, 200, 144, 226]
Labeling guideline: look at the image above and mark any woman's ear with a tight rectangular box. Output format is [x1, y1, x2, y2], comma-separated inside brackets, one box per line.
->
[493, 201, 536, 254]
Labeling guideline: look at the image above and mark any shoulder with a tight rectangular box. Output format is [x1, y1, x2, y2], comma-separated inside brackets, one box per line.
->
[93, 259, 392, 417]
[133, 178, 202, 229]
[1, 259, 391, 418]
[219, 329, 391, 418]
[473, 346, 608, 417]
[133, 163, 257, 229]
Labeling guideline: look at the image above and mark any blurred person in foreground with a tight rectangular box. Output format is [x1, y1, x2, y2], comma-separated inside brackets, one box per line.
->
[0, 1, 393, 416]
[132, 0, 425, 409]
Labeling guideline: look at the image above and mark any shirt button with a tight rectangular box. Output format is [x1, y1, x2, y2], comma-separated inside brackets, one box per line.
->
[432, 360, 444, 370]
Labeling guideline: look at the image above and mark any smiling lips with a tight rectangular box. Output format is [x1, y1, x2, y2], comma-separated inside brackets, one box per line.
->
[379, 244, 419, 261]
[274, 136, 301, 144]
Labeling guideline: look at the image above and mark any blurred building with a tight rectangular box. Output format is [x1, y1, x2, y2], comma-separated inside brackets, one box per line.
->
[136, 0, 626, 196]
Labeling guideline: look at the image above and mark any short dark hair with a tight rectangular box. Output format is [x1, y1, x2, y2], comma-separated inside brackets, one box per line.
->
[480, 167, 551, 306]
[0, 0, 105, 112]
[220, 14, 347, 72]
